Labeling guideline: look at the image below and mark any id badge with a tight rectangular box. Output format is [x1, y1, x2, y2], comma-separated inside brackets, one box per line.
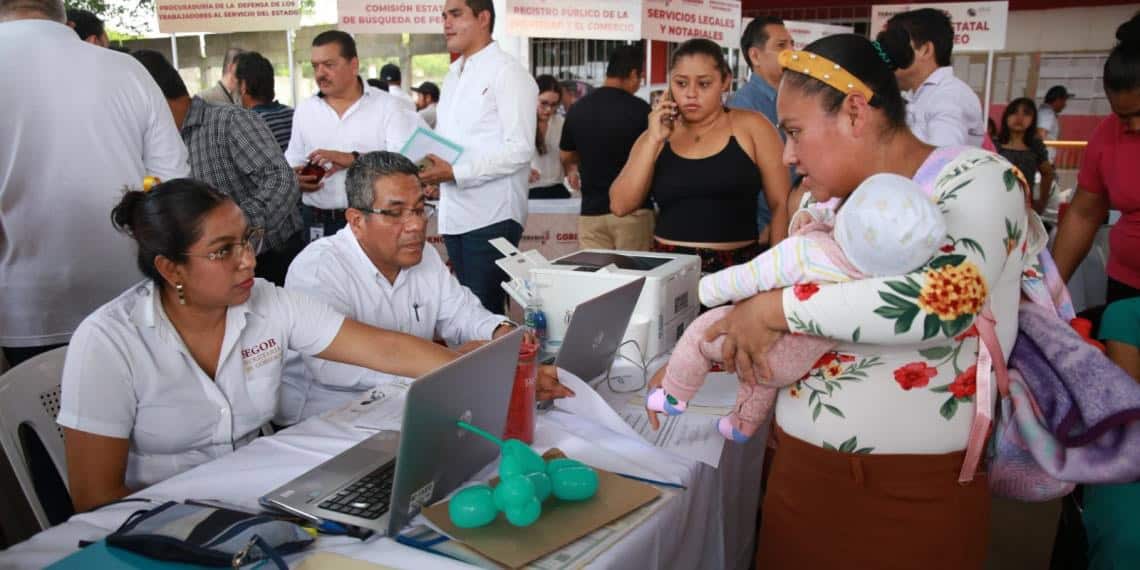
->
[308, 226, 325, 242]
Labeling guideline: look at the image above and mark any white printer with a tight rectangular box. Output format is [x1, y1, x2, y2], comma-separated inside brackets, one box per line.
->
[494, 243, 701, 361]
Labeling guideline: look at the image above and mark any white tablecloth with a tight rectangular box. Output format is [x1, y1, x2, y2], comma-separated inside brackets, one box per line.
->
[0, 361, 764, 570]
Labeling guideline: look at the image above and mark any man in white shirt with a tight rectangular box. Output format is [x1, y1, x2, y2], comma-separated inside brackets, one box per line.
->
[411, 81, 439, 129]
[280, 151, 572, 423]
[1038, 85, 1070, 160]
[880, 8, 985, 147]
[420, 0, 538, 313]
[380, 62, 417, 112]
[287, 31, 423, 242]
[0, 0, 189, 366]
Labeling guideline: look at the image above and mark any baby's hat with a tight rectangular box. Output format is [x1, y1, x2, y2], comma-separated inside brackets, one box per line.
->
[833, 173, 947, 277]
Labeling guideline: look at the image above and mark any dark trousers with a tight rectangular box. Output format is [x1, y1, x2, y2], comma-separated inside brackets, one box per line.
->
[255, 230, 305, 286]
[301, 205, 347, 243]
[528, 183, 570, 199]
[443, 220, 523, 314]
[2, 343, 66, 369]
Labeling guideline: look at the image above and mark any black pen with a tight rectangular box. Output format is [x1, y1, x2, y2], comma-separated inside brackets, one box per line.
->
[413, 303, 421, 322]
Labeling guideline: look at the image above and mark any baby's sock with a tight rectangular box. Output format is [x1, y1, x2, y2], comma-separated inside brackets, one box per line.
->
[646, 388, 688, 415]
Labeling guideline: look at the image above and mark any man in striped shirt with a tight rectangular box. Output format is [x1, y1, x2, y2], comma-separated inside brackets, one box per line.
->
[235, 51, 294, 153]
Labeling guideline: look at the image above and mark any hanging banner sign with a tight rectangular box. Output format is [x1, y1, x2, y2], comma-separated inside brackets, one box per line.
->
[870, 1, 1008, 52]
[337, 0, 444, 34]
[642, 0, 742, 48]
[156, 0, 301, 33]
[506, 0, 640, 40]
[783, 20, 853, 48]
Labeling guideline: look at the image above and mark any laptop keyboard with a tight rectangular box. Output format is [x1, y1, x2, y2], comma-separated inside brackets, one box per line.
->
[317, 462, 396, 520]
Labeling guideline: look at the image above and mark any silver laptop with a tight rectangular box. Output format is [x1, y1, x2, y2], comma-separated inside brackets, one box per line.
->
[544, 277, 645, 382]
[260, 328, 524, 536]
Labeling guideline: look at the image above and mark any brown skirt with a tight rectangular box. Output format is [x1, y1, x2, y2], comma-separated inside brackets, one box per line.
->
[757, 427, 991, 569]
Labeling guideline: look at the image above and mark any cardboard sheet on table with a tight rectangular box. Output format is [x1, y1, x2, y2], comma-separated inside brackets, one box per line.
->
[421, 449, 661, 569]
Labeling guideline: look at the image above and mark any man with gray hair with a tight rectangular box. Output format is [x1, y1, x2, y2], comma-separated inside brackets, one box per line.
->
[279, 151, 572, 424]
[199, 46, 244, 105]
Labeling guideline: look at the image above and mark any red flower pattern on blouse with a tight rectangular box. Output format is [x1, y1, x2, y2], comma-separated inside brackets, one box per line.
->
[950, 365, 978, 398]
[794, 283, 821, 301]
[893, 362, 938, 390]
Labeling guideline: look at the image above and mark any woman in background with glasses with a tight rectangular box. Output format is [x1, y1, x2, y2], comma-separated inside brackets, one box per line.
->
[58, 178, 460, 513]
[529, 75, 575, 199]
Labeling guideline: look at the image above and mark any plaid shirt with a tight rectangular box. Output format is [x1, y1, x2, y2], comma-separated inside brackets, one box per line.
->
[182, 97, 301, 250]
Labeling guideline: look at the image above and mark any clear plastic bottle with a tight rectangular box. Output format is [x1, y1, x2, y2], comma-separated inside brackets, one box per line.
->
[523, 293, 548, 352]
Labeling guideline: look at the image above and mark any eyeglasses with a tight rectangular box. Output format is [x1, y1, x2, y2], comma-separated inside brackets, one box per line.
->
[355, 203, 437, 224]
[184, 228, 266, 262]
[538, 101, 560, 110]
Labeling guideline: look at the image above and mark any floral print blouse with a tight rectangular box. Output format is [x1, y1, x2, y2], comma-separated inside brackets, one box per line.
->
[775, 147, 1047, 454]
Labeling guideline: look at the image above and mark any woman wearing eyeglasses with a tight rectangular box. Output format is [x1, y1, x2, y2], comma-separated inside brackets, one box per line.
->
[58, 178, 461, 513]
[528, 75, 574, 200]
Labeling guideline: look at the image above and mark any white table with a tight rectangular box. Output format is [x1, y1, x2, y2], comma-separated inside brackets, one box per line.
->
[0, 362, 765, 569]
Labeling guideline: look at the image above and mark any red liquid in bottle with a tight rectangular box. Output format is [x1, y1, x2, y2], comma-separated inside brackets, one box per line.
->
[504, 338, 539, 443]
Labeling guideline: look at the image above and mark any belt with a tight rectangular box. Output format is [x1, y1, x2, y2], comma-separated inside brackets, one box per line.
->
[303, 205, 347, 223]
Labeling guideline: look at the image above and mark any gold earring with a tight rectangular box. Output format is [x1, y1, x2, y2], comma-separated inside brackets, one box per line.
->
[175, 283, 186, 305]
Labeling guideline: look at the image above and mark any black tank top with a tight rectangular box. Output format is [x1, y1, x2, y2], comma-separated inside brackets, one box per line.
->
[652, 135, 762, 243]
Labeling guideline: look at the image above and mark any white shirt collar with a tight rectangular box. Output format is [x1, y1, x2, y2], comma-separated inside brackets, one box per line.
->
[915, 67, 954, 94]
[129, 280, 256, 337]
[452, 41, 499, 75]
[335, 227, 408, 291]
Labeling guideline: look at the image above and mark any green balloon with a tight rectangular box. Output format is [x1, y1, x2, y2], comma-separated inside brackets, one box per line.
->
[545, 457, 584, 476]
[448, 485, 497, 528]
[551, 465, 599, 501]
[526, 471, 552, 502]
[505, 496, 542, 527]
[493, 474, 536, 511]
[503, 440, 546, 474]
[499, 454, 526, 480]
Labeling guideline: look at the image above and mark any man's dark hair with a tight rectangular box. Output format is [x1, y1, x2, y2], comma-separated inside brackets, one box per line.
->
[739, 16, 784, 68]
[132, 49, 189, 99]
[885, 8, 954, 67]
[605, 45, 644, 79]
[1, 0, 66, 22]
[66, 8, 104, 42]
[312, 30, 357, 60]
[465, 0, 495, 33]
[366, 78, 389, 91]
[345, 152, 422, 210]
[234, 51, 275, 103]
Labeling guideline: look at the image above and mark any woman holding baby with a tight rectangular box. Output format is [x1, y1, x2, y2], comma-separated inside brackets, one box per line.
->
[651, 34, 1043, 568]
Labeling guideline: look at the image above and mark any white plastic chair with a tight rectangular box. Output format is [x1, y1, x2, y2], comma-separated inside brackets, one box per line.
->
[0, 347, 69, 529]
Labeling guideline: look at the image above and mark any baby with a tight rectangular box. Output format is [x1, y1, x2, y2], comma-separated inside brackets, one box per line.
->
[647, 173, 947, 442]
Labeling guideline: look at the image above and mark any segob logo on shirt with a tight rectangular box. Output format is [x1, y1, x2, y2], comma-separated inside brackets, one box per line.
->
[242, 338, 283, 373]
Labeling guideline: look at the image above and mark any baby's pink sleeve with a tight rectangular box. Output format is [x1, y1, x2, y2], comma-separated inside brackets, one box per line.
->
[698, 234, 856, 307]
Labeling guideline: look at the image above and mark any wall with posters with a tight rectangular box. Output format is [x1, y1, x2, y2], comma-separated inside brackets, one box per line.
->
[642, 0, 743, 48]
[336, 0, 444, 34]
[506, 0, 641, 40]
[156, 0, 301, 33]
[870, 2, 1009, 52]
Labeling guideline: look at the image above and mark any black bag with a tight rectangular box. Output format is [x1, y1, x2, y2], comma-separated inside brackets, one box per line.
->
[105, 501, 313, 568]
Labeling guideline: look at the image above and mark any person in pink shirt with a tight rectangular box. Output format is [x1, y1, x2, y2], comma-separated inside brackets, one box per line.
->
[1054, 14, 1140, 305]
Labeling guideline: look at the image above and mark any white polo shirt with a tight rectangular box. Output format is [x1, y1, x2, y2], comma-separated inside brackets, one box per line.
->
[435, 42, 538, 235]
[285, 83, 423, 210]
[279, 228, 503, 424]
[905, 66, 985, 148]
[0, 20, 190, 347]
[387, 85, 417, 113]
[57, 279, 344, 490]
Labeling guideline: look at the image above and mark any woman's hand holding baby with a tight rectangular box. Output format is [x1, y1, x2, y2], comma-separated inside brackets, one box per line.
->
[704, 289, 789, 384]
